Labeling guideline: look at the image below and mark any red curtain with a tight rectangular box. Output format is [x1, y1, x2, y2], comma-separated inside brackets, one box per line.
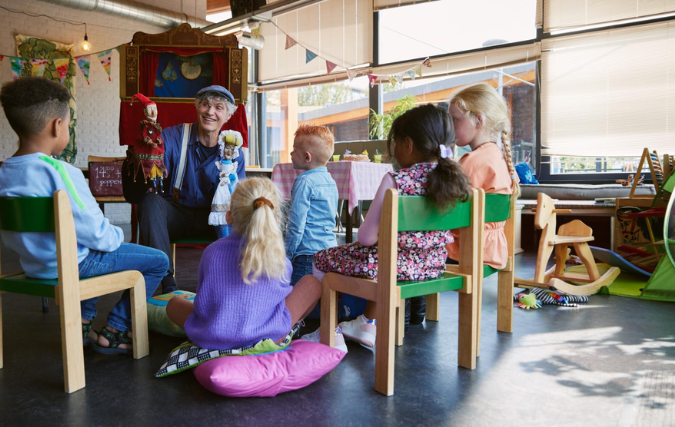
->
[119, 102, 249, 148]
[139, 51, 159, 97]
[212, 52, 229, 88]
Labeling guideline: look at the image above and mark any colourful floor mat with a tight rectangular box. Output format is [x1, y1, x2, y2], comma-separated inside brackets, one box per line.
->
[566, 263, 649, 298]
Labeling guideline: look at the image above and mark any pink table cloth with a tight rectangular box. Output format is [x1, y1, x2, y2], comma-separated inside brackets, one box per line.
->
[271, 162, 394, 214]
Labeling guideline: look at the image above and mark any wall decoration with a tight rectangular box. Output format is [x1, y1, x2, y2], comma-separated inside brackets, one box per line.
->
[15, 34, 77, 163]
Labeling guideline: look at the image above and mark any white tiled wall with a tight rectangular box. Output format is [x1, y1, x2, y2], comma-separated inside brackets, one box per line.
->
[0, 0, 206, 224]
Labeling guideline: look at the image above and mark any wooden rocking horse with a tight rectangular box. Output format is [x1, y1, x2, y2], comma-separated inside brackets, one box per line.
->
[515, 193, 620, 295]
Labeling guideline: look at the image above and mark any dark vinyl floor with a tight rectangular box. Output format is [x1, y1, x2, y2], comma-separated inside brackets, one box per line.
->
[1, 227, 674, 427]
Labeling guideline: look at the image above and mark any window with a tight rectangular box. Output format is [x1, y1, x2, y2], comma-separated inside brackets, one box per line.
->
[259, 77, 370, 167]
[378, 0, 538, 64]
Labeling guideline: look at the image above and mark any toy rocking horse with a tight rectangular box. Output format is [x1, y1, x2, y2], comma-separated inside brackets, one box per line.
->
[515, 193, 620, 295]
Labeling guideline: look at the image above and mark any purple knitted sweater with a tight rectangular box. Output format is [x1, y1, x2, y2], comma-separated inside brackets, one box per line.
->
[184, 231, 293, 350]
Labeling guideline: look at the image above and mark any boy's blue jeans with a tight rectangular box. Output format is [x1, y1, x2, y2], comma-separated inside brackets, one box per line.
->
[290, 255, 314, 287]
[79, 242, 169, 332]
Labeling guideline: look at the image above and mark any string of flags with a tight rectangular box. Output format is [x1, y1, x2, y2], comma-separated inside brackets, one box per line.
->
[0, 46, 118, 85]
[265, 21, 432, 86]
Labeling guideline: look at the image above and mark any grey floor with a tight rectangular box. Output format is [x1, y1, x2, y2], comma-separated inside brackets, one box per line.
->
[1, 225, 674, 426]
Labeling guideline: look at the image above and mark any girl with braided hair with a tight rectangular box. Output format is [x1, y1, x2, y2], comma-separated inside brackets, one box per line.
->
[166, 178, 322, 350]
[446, 83, 520, 270]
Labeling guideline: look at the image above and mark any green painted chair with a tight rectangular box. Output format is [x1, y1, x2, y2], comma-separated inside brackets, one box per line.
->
[0, 190, 149, 393]
[320, 188, 485, 396]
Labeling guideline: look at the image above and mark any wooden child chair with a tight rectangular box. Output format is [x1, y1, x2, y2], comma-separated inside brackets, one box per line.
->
[515, 193, 620, 296]
[0, 190, 150, 393]
[320, 188, 484, 396]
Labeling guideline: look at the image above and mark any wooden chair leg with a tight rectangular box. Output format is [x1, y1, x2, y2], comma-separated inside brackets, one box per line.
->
[320, 278, 337, 348]
[457, 290, 477, 370]
[475, 276, 483, 357]
[395, 298, 404, 346]
[497, 268, 514, 333]
[0, 292, 3, 369]
[374, 288, 395, 396]
[58, 285, 85, 393]
[130, 275, 149, 359]
[426, 293, 440, 321]
[171, 244, 177, 276]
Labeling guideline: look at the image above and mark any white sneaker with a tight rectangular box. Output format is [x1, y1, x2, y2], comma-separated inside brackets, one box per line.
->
[301, 327, 348, 353]
[339, 315, 376, 349]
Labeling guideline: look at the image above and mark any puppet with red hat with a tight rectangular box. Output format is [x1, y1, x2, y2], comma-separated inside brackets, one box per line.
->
[127, 93, 166, 192]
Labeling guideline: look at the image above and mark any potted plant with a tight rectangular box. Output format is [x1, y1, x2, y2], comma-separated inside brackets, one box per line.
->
[368, 95, 417, 140]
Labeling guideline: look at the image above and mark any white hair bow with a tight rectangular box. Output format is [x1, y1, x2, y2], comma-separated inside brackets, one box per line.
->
[439, 144, 452, 159]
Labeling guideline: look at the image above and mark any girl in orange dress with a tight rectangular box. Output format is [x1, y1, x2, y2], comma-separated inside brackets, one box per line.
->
[446, 83, 520, 269]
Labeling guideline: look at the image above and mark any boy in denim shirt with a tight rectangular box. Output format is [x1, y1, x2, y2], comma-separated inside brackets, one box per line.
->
[285, 125, 338, 287]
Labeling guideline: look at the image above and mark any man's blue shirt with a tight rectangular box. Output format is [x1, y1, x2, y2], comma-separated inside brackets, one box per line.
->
[285, 167, 338, 260]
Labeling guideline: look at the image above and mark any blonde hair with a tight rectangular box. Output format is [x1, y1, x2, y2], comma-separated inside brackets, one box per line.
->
[449, 83, 520, 196]
[295, 124, 335, 165]
[229, 178, 287, 284]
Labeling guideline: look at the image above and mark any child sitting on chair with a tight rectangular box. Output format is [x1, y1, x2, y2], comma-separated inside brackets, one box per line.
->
[0, 77, 169, 355]
[304, 105, 472, 349]
[446, 83, 520, 269]
[285, 124, 339, 287]
[166, 178, 323, 350]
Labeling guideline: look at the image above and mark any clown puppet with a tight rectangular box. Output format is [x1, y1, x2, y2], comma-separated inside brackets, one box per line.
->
[127, 93, 166, 192]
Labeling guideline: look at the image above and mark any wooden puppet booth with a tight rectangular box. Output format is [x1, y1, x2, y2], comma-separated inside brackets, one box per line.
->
[118, 24, 249, 147]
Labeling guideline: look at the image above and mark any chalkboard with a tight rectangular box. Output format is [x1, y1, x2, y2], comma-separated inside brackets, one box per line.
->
[89, 161, 124, 197]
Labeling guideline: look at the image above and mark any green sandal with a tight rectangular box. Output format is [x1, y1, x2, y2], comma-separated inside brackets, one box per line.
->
[82, 323, 97, 347]
[90, 327, 133, 355]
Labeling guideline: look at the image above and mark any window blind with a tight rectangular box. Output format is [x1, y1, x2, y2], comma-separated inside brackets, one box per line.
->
[544, 0, 675, 32]
[541, 21, 675, 157]
[258, 0, 372, 83]
[373, 0, 439, 11]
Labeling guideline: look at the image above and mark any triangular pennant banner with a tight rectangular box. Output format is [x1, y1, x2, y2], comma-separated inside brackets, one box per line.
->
[388, 75, 397, 86]
[76, 55, 91, 85]
[53, 58, 70, 84]
[422, 57, 431, 67]
[97, 49, 113, 81]
[30, 59, 48, 77]
[346, 69, 356, 82]
[415, 64, 423, 78]
[306, 49, 317, 63]
[406, 69, 416, 80]
[252, 26, 261, 38]
[9, 58, 25, 80]
[326, 60, 337, 74]
[368, 74, 378, 88]
[285, 35, 297, 50]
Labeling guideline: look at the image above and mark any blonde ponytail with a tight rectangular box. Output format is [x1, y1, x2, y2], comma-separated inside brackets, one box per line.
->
[501, 130, 520, 197]
[230, 178, 287, 284]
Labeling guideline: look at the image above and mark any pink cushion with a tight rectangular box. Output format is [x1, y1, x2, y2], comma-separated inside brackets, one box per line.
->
[193, 340, 345, 397]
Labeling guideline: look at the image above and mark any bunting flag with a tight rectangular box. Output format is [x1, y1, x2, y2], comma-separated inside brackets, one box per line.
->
[0, 55, 3, 67]
[285, 35, 297, 50]
[53, 58, 70, 84]
[422, 57, 432, 67]
[97, 49, 113, 81]
[30, 58, 48, 77]
[326, 60, 337, 74]
[306, 49, 317, 63]
[388, 75, 398, 86]
[368, 74, 378, 88]
[251, 26, 261, 38]
[405, 69, 416, 80]
[415, 64, 423, 78]
[76, 56, 91, 85]
[9, 57, 25, 80]
[346, 68, 356, 82]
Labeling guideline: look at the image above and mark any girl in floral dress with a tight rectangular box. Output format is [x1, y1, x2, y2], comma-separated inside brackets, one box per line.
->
[304, 104, 472, 349]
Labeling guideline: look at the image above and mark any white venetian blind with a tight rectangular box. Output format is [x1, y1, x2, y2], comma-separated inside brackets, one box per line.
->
[371, 43, 540, 81]
[541, 21, 675, 157]
[544, 0, 675, 32]
[258, 0, 373, 83]
[373, 0, 439, 11]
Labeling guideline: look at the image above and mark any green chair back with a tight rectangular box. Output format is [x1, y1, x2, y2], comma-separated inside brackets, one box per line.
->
[395, 195, 476, 299]
[0, 196, 60, 298]
[483, 193, 512, 278]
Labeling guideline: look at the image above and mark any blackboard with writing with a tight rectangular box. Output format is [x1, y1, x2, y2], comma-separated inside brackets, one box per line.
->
[88, 162, 124, 197]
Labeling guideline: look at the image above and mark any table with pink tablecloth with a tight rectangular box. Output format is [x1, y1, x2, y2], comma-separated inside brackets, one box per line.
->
[271, 161, 394, 242]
